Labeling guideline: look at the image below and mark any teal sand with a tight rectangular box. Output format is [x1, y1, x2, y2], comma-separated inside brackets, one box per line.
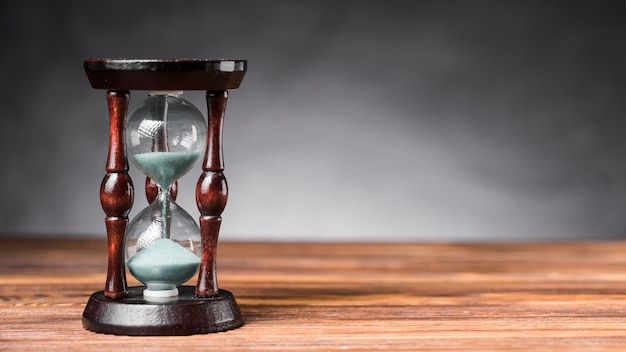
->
[132, 151, 201, 188]
[127, 238, 201, 299]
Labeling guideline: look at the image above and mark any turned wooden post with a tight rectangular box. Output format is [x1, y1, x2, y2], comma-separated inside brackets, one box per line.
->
[100, 90, 134, 299]
[195, 90, 229, 297]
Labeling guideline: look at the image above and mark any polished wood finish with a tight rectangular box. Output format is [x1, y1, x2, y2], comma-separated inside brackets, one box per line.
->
[100, 91, 133, 299]
[3, 238, 626, 350]
[195, 91, 229, 297]
[82, 287, 242, 335]
[84, 59, 246, 90]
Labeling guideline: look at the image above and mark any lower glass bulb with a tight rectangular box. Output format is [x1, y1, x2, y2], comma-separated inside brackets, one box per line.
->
[125, 192, 202, 301]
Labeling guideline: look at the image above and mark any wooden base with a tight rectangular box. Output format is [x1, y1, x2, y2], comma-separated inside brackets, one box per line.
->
[82, 286, 243, 335]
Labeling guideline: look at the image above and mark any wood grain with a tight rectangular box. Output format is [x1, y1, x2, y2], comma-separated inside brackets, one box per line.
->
[2, 238, 626, 350]
[100, 90, 132, 299]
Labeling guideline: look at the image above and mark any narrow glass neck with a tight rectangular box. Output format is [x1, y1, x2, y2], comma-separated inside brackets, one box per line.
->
[157, 187, 171, 240]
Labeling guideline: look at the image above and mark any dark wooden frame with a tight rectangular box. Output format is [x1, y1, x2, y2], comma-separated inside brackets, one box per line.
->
[82, 59, 246, 335]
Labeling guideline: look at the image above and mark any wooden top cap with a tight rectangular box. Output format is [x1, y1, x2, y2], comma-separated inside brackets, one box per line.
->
[84, 59, 247, 90]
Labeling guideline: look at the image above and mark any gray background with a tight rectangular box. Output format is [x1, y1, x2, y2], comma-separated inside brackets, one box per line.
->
[1, 0, 626, 241]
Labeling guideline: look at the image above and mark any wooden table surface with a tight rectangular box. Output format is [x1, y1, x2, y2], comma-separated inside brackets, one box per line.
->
[2, 237, 626, 351]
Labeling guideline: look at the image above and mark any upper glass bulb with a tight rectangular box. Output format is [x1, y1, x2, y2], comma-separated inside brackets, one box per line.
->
[125, 92, 207, 189]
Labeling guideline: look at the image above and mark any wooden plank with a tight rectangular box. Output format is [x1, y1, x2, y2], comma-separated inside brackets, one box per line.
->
[2, 238, 626, 350]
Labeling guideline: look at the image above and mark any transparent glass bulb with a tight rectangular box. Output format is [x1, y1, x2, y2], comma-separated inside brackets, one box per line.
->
[125, 191, 202, 299]
[126, 92, 207, 189]
[124, 92, 207, 302]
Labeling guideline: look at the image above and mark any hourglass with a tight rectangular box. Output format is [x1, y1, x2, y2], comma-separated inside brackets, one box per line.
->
[82, 59, 246, 335]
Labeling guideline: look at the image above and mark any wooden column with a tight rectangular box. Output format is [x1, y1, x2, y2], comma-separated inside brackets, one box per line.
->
[195, 90, 229, 297]
[100, 90, 134, 299]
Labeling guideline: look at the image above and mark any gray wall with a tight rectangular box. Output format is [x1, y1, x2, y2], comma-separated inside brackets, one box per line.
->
[2, 0, 626, 241]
